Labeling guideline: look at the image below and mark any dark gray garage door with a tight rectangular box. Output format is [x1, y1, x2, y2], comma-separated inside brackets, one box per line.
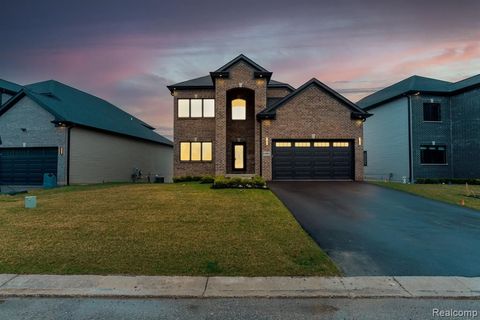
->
[272, 140, 353, 180]
[0, 147, 58, 185]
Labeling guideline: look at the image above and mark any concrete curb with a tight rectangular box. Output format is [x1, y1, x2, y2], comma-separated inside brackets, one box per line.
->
[0, 274, 479, 298]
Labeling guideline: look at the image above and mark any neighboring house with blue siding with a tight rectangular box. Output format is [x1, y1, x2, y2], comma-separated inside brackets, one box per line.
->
[358, 74, 480, 182]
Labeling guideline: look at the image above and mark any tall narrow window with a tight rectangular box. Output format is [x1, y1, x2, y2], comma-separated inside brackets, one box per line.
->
[202, 142, 213, 161]
[190, 99, 202, 117]
[423, 103, 441, 121]
[191, 142, 202, 161]
[180, 142, 190, 161]
[178, 99, 190, 118]
[232, 98, 246, 120]
[203, 99, 215, 118]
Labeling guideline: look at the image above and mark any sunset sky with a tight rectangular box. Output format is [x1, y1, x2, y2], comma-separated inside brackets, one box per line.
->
[1, 0, 479, 139]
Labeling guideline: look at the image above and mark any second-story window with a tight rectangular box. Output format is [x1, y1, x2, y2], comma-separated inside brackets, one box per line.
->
[423, 103, 441, 122]
[178, 99, 215, 118]
[232, 98, 246, 120]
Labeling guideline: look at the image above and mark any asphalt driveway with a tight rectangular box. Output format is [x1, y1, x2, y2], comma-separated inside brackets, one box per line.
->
[269, 181, 480, 276]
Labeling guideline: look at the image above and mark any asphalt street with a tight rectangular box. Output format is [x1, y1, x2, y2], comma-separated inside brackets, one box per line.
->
[1, 297, 479, 320]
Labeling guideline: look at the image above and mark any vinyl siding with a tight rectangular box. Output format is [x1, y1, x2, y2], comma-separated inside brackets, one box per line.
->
[69, 127, 173, 184]
[363, 97, 410, 181]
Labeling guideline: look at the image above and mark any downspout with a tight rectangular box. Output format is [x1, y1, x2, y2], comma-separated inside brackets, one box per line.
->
[449, 97, 454, 178]
[407, 95, 413, 182]
[259, 119, 263, 177]
[66, 126, 72, 186]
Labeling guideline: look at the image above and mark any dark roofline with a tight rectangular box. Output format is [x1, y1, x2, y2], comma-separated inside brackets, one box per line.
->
[0, 89, 66, 120]
[215, 54, 269, 73]
[268, 82, 295, 92]
[359, 74, 480, 110]
[0, 88, 172, 147]
[258, 78, 371, 120]
[0, 79, 23, 95]
[361, 90, 449, 111]
[56, 121, 173, 147]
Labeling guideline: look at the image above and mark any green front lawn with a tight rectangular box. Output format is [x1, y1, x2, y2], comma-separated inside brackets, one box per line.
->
[0, 183, 339, 276]
[370, 181, 480, 211]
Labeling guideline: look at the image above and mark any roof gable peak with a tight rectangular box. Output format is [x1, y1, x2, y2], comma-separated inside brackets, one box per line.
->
[214, 54, 269, 72]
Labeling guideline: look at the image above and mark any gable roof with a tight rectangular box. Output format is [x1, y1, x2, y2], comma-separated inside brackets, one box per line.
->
[167, 75, 294, 93]
[357, 74, 480, 110]
[258, 78, 370, 119]
[0, 80, 172, 146]
[167, 54, 294, 93]
[0, 79, 23, 95]
[215, 54, 269, 72]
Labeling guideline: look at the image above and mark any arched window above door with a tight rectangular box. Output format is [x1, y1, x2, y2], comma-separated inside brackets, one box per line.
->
[231, 98, 246, 120]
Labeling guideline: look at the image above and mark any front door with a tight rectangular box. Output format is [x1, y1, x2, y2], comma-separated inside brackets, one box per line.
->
[233, 143, 245, 171]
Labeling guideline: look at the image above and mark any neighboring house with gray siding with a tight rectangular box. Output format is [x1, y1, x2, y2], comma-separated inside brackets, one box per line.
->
[358, 74, 480, 182]
[0, 79, 173, 186]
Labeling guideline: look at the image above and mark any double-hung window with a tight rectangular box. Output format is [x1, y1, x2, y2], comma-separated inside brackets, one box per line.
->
[178, 99, 215, 118]
[180, 142, 213, 161]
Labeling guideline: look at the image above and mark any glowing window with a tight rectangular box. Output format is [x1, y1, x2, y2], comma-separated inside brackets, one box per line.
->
[180, 142, 190, 161]
[190, 99, 202, 117]
[202, 142, 213, 161]
[294, 142, 310, 147]
[275, 142, 292, 147]
[203, 99, 215, 118]
[178, 99, 190, 118]
[314, 142, 330, 147]
[333, 142, 349, 147]
[191, 142, 201, 161]
[232, 98, 246, 120]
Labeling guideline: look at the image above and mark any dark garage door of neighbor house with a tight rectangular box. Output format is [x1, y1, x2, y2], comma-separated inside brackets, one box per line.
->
[272, 140, 353, 180]
[0, 147, 58, 185]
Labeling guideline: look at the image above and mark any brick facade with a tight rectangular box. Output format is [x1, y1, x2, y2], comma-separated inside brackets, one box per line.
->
[261, 85, 364, 181]
[173, 89, 216, 177]
[171, 56, 365, 181]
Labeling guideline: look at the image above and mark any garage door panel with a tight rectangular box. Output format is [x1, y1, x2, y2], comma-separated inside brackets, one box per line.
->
[273, 140, 353, 180]
[0, 147, 58, 185]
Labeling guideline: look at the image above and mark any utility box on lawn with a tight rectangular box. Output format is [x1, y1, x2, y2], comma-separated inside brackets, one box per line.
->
[25, 196, 37, 209]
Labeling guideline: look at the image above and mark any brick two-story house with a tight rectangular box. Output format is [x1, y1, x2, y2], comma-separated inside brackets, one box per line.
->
[168, 55, 370, 181]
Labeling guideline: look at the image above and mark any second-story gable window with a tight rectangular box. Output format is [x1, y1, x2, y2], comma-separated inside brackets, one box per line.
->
[232, 98, 246, 120]
[423, 103, 441, 122]
[177, 99, 215, 118]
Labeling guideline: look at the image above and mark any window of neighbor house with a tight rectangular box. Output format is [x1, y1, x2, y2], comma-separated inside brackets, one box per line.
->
[423, 103, 441, 121]
[232, 98, 246, 120]
[180, 142, 213, 161]
[363, 151, 367, 166]
[420, 145, 446, 164]
[177, 99, 215, 118]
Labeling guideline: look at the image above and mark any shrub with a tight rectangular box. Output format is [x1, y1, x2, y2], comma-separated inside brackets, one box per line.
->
[415, 178, 480, 185]
[212, 176, 267, 189]
[200, 175, 215, 184]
